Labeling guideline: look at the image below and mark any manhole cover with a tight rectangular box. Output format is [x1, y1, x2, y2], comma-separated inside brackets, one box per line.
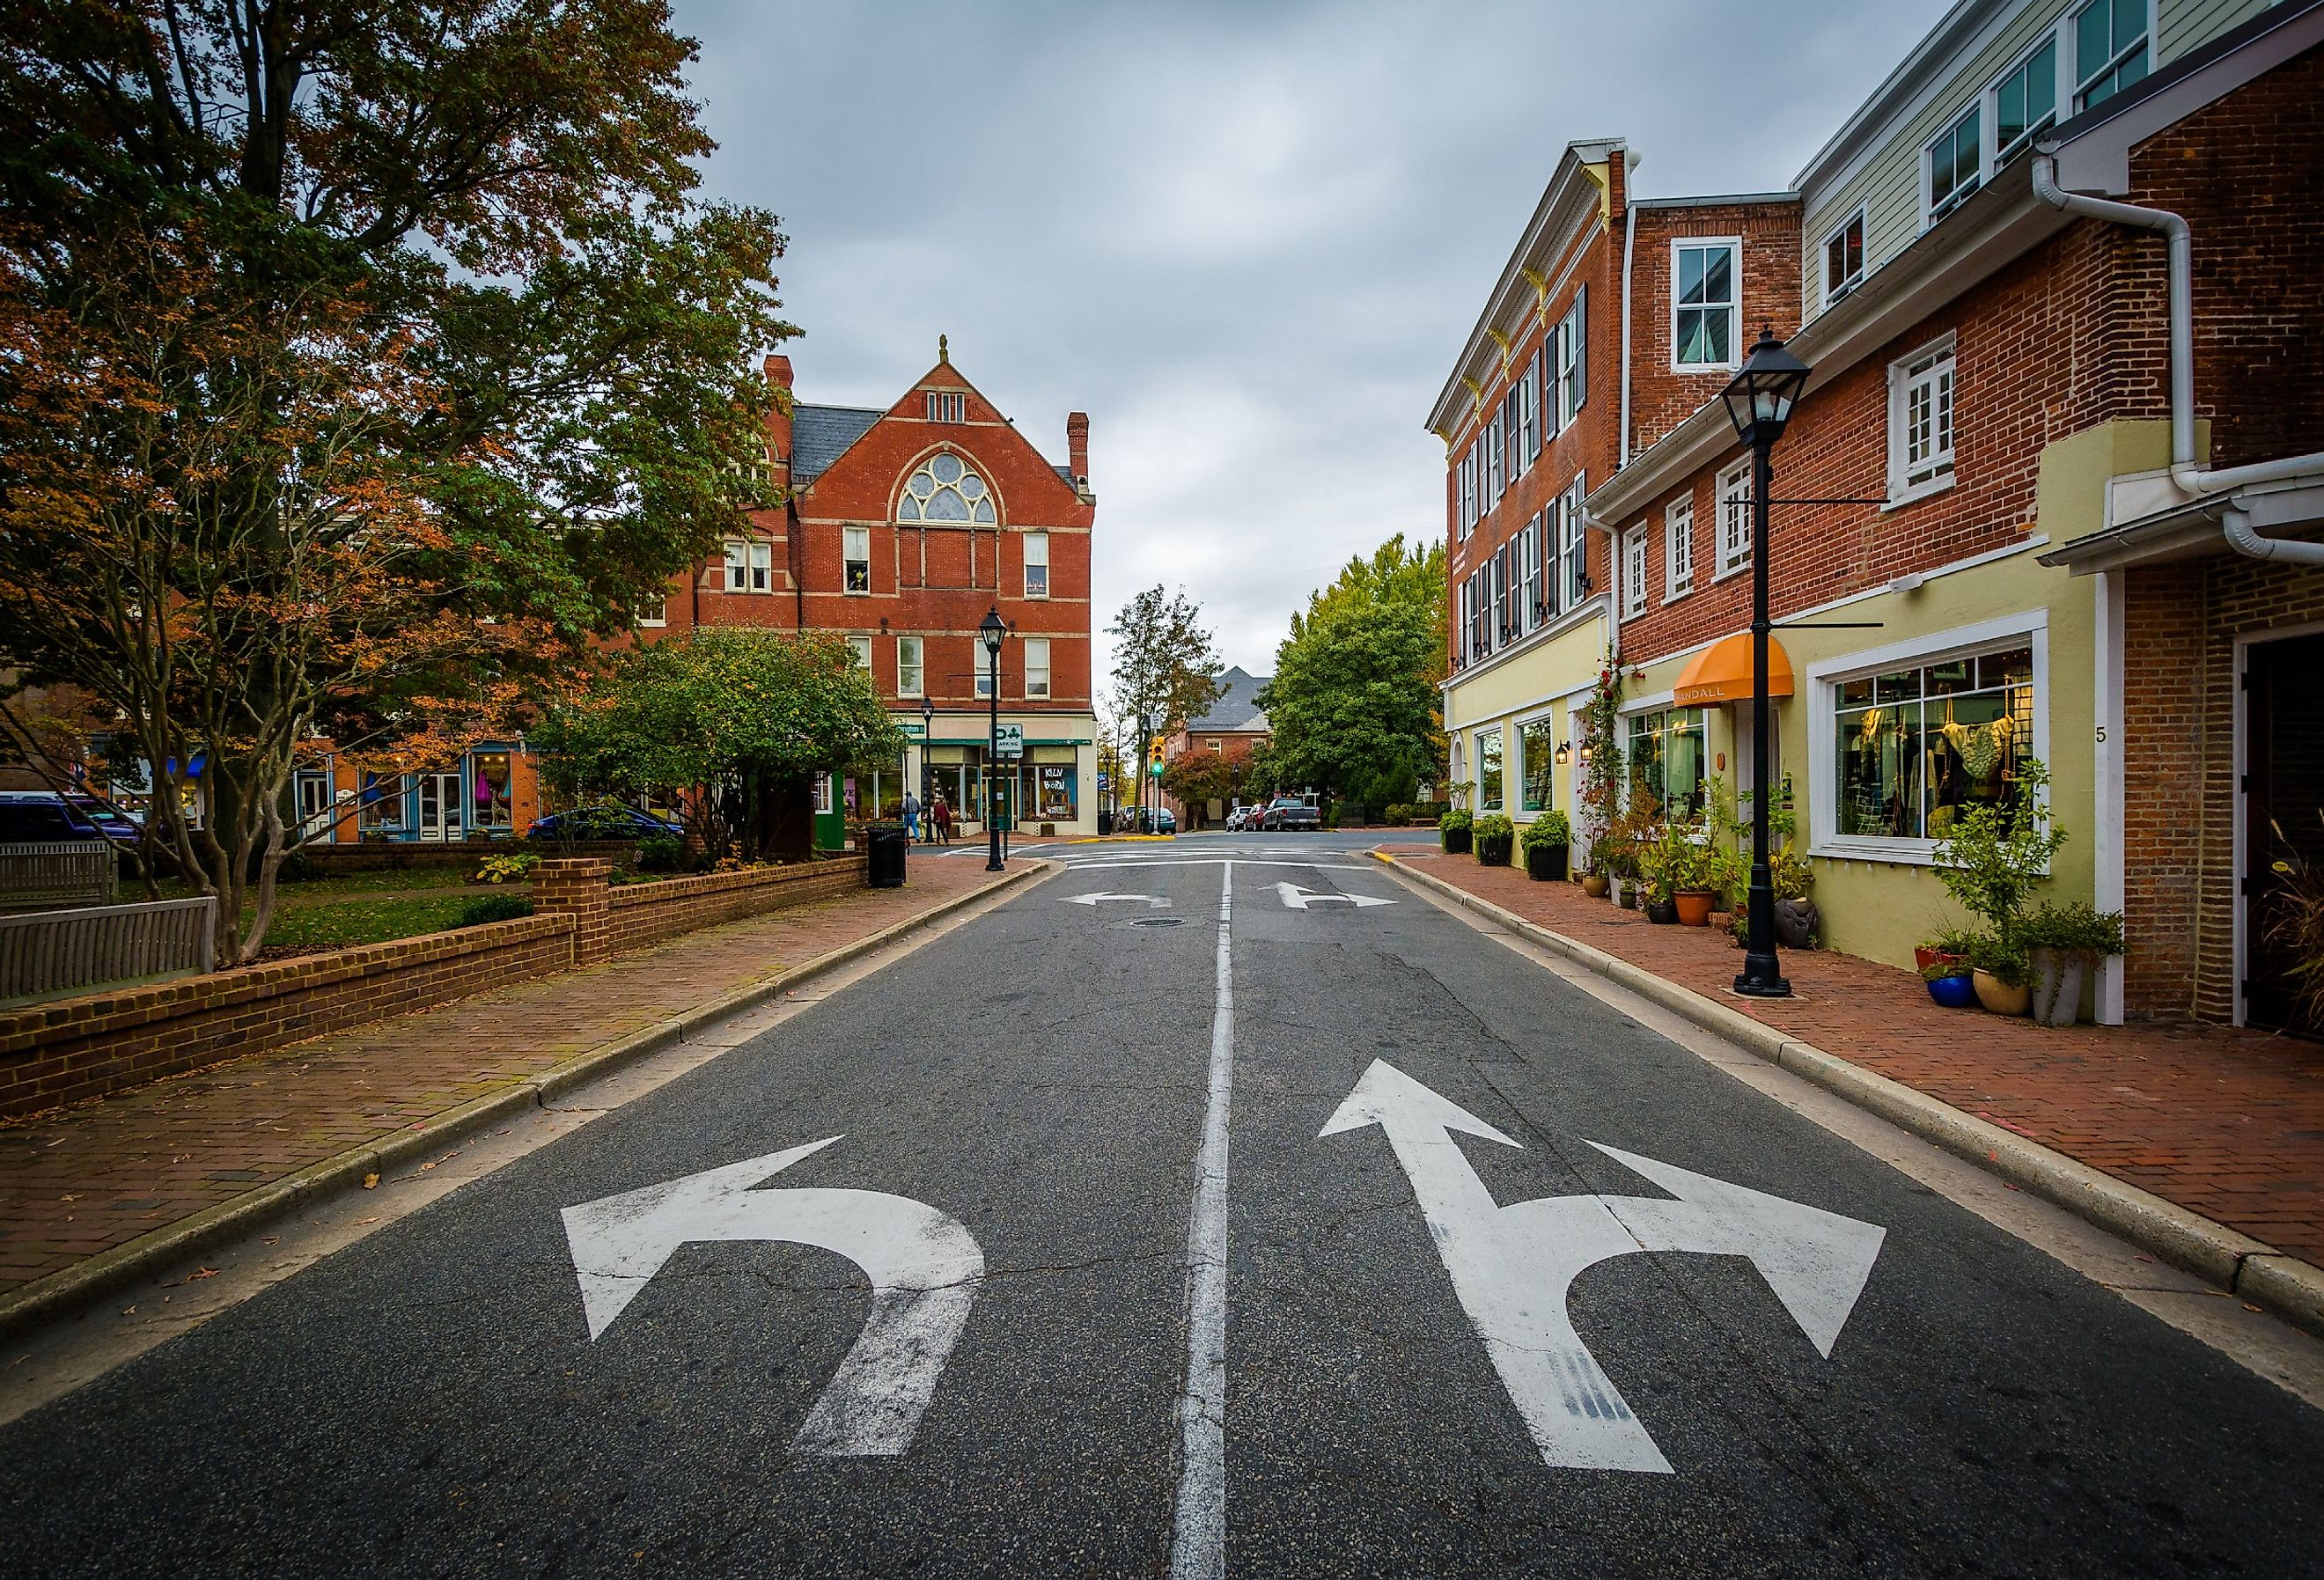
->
[1131, 916, 1186, 927]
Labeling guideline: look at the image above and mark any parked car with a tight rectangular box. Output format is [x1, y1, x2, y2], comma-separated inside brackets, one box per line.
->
[1153, 809, 1177, 834]
[1258, 797, 1321, 832]
[525, 805, 685, 841]
[65, 794, 143, 846]
[0, 790, 107, 842]
[1225, 806, 1249, 832]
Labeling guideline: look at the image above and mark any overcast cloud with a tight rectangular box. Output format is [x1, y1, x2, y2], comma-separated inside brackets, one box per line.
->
[676, 0, 1943, 682]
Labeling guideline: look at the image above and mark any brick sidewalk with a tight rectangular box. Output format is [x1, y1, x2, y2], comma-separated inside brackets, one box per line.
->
[0, 856, 1029, 1302]
[1391, 851, 2324, 1266]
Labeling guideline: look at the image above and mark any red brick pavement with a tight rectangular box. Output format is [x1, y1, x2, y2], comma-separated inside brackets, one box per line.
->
[0, 856, 1029, 1301]
[1393, 851, 2324, 1266]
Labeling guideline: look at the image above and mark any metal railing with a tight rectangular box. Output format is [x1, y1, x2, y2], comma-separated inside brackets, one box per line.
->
[0, 895, 217, 1005]
[0, 840, 120, 912]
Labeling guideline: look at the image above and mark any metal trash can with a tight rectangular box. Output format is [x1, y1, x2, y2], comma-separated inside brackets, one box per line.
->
[867, 822, 909, 889]
[1097, 809, 1114, 835]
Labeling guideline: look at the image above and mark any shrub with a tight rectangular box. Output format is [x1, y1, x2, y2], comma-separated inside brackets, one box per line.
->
[1932, 758, 2066, 944]
[457, 893, 534, 927]
[474, 850, 541, 885]
[2016, 900, 2126, 956]
[1439, 808, 1472, 834]
[636, 834, 687, 873]
[1521, 810, 1571, 850]
[1473, 813, 1516, 866]
[1967, 930, 2028, 987]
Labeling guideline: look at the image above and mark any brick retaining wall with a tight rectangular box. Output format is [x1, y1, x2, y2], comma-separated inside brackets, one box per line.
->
[0, 855, 867, 1118]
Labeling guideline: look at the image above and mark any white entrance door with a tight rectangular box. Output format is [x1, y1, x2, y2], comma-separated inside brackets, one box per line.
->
[416, 773, 462, 841]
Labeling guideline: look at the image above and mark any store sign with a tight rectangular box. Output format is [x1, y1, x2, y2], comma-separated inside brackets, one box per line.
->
[899, 722, 926, 739]
[994, 724, 1025, 760]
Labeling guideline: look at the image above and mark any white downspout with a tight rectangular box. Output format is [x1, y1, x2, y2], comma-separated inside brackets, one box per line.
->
[1618, 188, 1640, 469]
[2033, 156, 2324, 564]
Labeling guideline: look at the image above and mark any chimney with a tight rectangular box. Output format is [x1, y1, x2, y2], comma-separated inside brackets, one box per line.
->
[762, 354, 795, 469]
[1067, 410, 1090, 482]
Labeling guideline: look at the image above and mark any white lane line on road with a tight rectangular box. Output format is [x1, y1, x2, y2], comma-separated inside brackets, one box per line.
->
[1060, 858, 1378, 872]
[1169, 861, 1234, 1580]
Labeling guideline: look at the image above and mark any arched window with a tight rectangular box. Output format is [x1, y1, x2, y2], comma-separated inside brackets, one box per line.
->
[897, 452, 996, 524]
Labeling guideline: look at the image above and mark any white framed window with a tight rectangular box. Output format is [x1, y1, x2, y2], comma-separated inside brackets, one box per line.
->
[1538, 334, 1562, 441]
[637, 597, 667, 628]
[1515, 364, 1539, 474]
[1716, 460, 1753, 579]
[1475, 727, 1504, 813]
[1622, 525, 1647, 621]
[1665, 497, 1695, 600]
[1557, 286, 1587, 423]
[1992, 35, 2059, 168]
[1557, 477, 1588, 612]
[1022, 636, 1051, 700]
[975, 645, 996, 699]
[1023, 531, 1049, 599]
[1809, 614, 2046, 863]
[1519, 521, 1542, 632]
[926, 391, 965, 423]
[846, 634, 873, 672]
[843, 526, 871, 593]
[1485, 410, 1505, 504]
[2073, 0, 2148, 112]
[1925, 105, 1981, 224]
[813, 772, 834, 815]
[896, 635, 923, 697]
[896, 452, 996, 525]
[1491, 544, 1510, 643]
[1888, 335, 1957, 503]
[724, 539, 771, 592]
[1207, 738, 1223, 753]
[1672, 241, 1739, 371]
[1821, 208, 1864, 308]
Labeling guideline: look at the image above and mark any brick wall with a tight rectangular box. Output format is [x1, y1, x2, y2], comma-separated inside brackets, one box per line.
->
[0, 855, 872, 1118]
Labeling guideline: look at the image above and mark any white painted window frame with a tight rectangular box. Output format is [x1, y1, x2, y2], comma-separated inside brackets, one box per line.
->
[843, 525, 872, 594]
[1923, 101, 1982, 228]
[1820, 205, 1866, 310]
[1475, 725, 1504, 814]
[1664, 497, 1694, 601]
[896, 635, 923, 698]
[1887, 333, 1959, 505]
[724, 538, 772, 593]
[846, 634, 873, 672]
[1987, 26, 2066, 173]
[1557, 286, 1587, 425]
[2070, 0, 2153, 113]
[1022, 636, 1051, 700]
[1023, 530, 1050, 599]
[1805, 609, 2049, 866]
[1715, 460, 1753, 582]
[1670, 238, 1742, 373]
[1621, 525, 1647, 621]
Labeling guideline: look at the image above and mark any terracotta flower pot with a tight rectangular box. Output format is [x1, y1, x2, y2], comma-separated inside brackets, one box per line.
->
[1972, 969, 2030, 1016]
[1673, 890, 1715, 927]
[1580, 873, 1609, 898]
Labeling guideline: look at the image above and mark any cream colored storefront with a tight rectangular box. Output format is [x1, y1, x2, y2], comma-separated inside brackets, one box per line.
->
[908, 709, 1098, 835]
[1445, 603, 1613, 828]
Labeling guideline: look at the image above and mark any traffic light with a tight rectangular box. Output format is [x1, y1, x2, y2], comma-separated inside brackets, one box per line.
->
[1149, 736, 1166, 777]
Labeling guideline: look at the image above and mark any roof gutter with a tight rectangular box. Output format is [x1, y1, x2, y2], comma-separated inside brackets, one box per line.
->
[2033, 155, 2324, 565]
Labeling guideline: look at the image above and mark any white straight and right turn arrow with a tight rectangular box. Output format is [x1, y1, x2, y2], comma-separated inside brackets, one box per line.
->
[1320, 1059, 1886, 1474]
[1274, 881, 1394, 910]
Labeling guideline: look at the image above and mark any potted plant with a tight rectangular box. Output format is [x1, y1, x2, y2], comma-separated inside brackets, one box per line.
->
[1636, 827, 1679, 923]
[1663, 833, 1717, 927]
[1520, 812, 1570, 881]
[1969, 932, 2032, 1016]
[1439, 807, 1473, 855]
[1473, 813, 1515, 867]
[1915, 925, 1978, 978]
[1921, 958, 1978, 1008]
[2019, 901, 2125, 1026]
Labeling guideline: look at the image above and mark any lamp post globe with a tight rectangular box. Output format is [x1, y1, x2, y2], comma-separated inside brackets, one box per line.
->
[1720, 329, 1812, 999]
[980, 607, 1006, 871]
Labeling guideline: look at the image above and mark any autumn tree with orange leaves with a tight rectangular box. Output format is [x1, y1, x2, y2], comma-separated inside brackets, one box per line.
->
[0, 1, 797, 960]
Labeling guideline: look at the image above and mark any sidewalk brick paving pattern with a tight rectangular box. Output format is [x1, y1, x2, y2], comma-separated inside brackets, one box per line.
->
[1394, 851, 2324, 1268]
[0, 856, 1028, 1300]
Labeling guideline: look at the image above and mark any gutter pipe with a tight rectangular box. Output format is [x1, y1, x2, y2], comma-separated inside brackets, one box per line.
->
[1618, 184, 1639, 469]
[2033, 155, 2324, 564]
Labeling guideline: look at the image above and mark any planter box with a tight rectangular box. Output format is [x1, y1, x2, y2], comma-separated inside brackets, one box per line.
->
[1442, 827, 1472, 855]
[1524, 844, 1569, 882]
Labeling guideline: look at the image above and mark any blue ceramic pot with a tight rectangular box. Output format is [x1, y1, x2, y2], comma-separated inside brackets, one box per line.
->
[1924, 974, 1977, 1009]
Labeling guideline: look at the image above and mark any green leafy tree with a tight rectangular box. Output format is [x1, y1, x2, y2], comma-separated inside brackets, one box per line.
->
[1258, 534, 1446, 806]
[0, 1, 793, 959]
[1107, 587, 1225, 784]
[533, 630, 902, 861]
[1158, 749, 1246, 827]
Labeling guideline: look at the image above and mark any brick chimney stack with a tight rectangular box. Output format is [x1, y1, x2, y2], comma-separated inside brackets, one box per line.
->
[1067, 410, 1090, 482]
[762, 354, 795, 471]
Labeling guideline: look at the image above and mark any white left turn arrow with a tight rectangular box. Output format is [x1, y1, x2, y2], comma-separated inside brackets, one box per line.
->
[1321, 1060, 1884, 1474]
[561, 1137, 983, 1457]
[1275, 881, 1394, 910]
[1062, 892, 1169, 907]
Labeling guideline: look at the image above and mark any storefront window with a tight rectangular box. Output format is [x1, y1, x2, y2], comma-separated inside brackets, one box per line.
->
[471, 752, 513, 831]
[1032, 748, 1078, 822]
[357, 773, 404, 832]
[1630, 707, 1708, 820]
[1835, 643, 2033, 840]
[1520, 720, 1556, 813]
[1477, 729, 1504, 813]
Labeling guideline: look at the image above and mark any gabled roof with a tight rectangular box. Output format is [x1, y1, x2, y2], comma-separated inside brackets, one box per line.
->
[791, 405, 883, 484]
[1185, 666, 1270, 734]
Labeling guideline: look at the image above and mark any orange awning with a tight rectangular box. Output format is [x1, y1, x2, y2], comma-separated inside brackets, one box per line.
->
[1673, 632, 1794, 707]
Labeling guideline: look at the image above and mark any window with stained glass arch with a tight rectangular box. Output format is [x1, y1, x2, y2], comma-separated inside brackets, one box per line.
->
[896, 452, 997, 524]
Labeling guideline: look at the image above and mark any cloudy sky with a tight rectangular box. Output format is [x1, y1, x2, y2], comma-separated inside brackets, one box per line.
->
[676, 0, 1942, 681]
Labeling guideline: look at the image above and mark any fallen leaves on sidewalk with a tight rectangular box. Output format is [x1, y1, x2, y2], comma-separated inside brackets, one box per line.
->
[362, 1172, 379, 1189]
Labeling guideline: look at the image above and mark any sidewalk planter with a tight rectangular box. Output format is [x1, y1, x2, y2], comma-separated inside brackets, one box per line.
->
[1580, 872, 1609, 898]
[1925, 973, 1978, 1009]
[1973, 969, 2031, 1016]
[1673, 890, 1715, 928]
[1524, 844, 1569, 882]
[1775, 897, 1820, 950]
[2028, 947, 2087, 1027]
[1440, 811, 1473, 855]
[1644, 896, 1678, 925]
[1473, 816, 1515, 867]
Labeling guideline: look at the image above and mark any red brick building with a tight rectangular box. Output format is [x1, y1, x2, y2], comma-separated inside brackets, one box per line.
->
[652, 344, 1100, 836]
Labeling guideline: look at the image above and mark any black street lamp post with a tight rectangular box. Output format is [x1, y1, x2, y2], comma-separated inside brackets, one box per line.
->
[980, 607, 1006, 872]
[919, 695, 935, 843]
[1719, 329, 1813, 999]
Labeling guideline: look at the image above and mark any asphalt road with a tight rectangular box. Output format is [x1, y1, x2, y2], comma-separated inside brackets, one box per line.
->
[3, 832, 2320, 1577]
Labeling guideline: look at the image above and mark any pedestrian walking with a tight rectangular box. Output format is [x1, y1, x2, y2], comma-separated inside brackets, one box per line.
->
[902, 790, 921, 842]
[931, 793, 953, 844]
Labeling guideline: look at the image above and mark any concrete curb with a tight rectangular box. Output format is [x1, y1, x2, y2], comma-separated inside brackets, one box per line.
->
[1376, 852, 2322, 1339]
[0, 861, 1050, 1345]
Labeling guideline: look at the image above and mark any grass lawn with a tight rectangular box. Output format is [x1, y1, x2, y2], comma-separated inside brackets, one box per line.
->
[148, 867, 532, 955]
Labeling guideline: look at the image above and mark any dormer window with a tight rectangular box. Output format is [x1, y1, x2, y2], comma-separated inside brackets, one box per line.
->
[926, 391, 965, 423]
[1822, 209, 1864, 308]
